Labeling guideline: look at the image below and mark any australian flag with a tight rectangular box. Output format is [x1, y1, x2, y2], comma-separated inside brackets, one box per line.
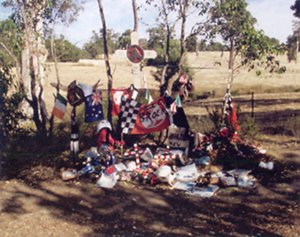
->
[85, 90, 104, 123]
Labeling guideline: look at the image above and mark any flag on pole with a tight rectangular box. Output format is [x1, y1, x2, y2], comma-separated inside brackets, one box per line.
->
[224, 92, 240, 131]
[120, 96, 172, 135]
[85, 90, 104, 123]
[111, 88, 131, 116]
[52, 93, 67, 119]
[120, 96, 142, 134]
[145, 88, 153, 104]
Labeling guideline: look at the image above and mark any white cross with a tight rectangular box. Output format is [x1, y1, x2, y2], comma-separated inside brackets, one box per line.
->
[115, 32, 157, 88]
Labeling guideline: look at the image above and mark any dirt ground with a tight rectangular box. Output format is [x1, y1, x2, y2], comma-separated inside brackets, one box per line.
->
[1, 52, 300, 236]
[0, 141, 300, 237]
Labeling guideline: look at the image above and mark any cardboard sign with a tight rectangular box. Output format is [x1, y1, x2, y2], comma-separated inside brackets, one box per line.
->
[168, 126, 190, 148]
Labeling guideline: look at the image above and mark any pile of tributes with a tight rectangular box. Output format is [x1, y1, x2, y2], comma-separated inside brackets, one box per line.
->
[61, 123, 274, 198]
[58, 79, 274, 197]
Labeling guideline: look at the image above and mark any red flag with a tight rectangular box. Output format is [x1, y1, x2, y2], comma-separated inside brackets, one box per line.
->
[111, 88, 131, 116]
[131, 96, 171, 134]
[228, 101, 240, 131]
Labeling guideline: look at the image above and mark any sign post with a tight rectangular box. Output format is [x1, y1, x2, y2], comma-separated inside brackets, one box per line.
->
[115, 32, 157, 88]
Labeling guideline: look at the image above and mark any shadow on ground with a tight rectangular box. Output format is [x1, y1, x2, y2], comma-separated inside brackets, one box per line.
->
[1, 156, 299, 237]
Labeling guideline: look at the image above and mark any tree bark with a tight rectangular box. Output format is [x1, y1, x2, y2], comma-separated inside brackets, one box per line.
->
[229, 37, 235, 69]
[97, 0, 114, 125]
[166, 0, 188, 94]
[132, 0, 138, 32]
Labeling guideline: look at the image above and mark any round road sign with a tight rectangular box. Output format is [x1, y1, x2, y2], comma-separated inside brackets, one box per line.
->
[127, 44, 144, 63]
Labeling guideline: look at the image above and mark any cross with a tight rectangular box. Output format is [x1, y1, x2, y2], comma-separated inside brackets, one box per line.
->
[115, 32, 157, 88]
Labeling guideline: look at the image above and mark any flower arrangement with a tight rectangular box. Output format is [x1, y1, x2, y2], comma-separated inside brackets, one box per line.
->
[108, 138, 125, 149]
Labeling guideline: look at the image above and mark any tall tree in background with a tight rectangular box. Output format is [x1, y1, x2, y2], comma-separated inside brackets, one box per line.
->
[209, 0, 257, 69]
[145, 0, 209, 94]
[207, 0, 285, 87]
[291, 1, 300, 63]
[117, 29, 132, 49]
[291, 0, 300, 17]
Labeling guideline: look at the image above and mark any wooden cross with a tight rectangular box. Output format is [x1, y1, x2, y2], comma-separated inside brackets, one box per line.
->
[115, 32, 157, 88]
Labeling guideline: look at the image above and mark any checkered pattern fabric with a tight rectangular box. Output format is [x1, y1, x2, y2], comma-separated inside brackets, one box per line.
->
[224, 93, 233, 115]
[120, 96, 141, 134]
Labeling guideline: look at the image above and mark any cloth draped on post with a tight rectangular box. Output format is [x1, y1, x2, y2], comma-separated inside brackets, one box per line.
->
[120, 95, 172, 135]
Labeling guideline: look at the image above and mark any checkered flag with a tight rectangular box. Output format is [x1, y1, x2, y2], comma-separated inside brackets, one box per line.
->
[224, 92, 233, 116]
[120, 96, 142, 134]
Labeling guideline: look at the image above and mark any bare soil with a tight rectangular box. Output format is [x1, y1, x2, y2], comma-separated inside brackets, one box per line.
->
[1, 52, 300, 237]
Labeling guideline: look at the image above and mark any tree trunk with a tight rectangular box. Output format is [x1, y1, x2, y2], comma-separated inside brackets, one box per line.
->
[161, 0, 189, 145]
[296, 39, 299, 64]
[19, 1, 48, 134]
[132, 0, 138, 32]
[229, 37, 234, 69]
[160, 0, 170, 93]
[166, 1, 188, 94]
[97, 0, 113, 125]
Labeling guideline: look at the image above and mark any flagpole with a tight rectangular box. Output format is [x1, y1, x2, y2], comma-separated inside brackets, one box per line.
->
[121, 132, 124, 156]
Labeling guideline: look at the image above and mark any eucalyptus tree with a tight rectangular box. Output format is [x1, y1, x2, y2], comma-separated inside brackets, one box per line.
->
[117, 29, 132, 49]
[1, 0, 83, 135]
[209, 0, 284, 82]
[291, 2, 300, 63]
[145, 0, 210, 93]
[209, 0, 257, 69]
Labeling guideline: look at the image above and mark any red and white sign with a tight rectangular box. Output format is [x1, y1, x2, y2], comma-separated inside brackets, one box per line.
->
[131, 96, 171, 134]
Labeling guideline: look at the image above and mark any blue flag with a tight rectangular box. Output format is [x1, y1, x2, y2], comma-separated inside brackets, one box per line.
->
[85, 90, 104, 123]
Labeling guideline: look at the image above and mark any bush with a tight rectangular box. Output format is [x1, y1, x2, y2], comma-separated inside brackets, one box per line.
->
[0, 66, 26, 149]
[239, 115, 260, 142]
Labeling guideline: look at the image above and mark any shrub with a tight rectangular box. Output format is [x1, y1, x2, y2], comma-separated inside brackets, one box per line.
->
[0, 66, 26, 149]
[239, 115, 260, 142]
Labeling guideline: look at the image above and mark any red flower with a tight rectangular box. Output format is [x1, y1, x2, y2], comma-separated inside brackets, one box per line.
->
[121, 140, 125, 145]
[115, 141, 120, 146]
[109, 138, 115, 144]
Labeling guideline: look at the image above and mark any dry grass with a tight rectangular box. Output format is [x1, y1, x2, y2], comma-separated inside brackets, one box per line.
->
[43, 51, 300, 111]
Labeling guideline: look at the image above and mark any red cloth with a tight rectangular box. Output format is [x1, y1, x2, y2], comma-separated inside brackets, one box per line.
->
[130, 96, 171, 134]
[111, 88, 130, 116]
[228, 102, 240, 131]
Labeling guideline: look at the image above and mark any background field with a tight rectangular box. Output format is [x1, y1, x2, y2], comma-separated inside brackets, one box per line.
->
[44, 51, 300, 111]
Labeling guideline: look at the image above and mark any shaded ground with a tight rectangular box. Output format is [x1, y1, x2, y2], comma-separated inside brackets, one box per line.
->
[1, 143, 300, 237]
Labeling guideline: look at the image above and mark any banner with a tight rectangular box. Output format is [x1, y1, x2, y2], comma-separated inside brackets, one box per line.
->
[168, 126, 190, 148]
[130, 96, 171, 134]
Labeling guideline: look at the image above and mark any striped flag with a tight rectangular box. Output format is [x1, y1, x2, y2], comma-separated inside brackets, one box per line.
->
[52, 93, 67, 119]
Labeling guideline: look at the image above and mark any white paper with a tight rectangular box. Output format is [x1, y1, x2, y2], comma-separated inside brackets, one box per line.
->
[141, 147, 153, 161]
[126, 161, 137, 171]
[171, 181, 196, 191]
[114, 162, 127, 172]
[186, 185, 219, 197]
[175, 164, 198, 182]
[259, 161, 274, 170]
[95, 174, 119, 188]
[228, 169, 251, 177]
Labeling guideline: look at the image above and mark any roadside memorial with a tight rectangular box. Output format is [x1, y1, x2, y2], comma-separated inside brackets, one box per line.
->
[58, 76, 272, 199]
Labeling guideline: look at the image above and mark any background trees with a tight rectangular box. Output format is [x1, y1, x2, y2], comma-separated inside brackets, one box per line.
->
[209, 0, 257, 69]
[45, 35, 82, 62]
[1, 0, 83, 136]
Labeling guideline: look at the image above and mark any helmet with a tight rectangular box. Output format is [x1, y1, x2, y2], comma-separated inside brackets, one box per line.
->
[96, 120, 112, 134]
